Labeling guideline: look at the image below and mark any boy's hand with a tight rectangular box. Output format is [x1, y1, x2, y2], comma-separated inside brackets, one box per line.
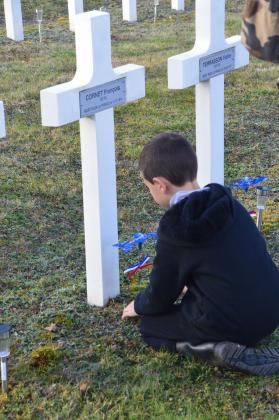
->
[178, 286, 188, 300]
[121, 300, 138, 320]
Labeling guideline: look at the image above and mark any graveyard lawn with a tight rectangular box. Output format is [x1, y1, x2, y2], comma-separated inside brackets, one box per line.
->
[0, 0, 278, 418]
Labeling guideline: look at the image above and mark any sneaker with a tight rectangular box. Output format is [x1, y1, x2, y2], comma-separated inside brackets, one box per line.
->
[214, 342, 279, 376]
[176, 341, 279, 376]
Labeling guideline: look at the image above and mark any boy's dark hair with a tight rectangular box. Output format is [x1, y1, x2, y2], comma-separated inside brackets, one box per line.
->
[139, 132, 197, 186]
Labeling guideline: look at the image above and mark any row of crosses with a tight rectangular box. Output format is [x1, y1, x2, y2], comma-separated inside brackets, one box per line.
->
[2, 0, 249, 307]
[2, 0, 185, 41]
[2, 0, 85, 40]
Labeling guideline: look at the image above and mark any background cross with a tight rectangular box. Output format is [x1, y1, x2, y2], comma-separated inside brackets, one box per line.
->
[0, 102, 6, 139]
[168, 0, 249, 187]
[4, 0, 24, 41]
[68, 0, 84, 32]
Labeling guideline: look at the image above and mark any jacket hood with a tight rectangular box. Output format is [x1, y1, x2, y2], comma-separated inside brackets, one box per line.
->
[159, 183, 235, 244]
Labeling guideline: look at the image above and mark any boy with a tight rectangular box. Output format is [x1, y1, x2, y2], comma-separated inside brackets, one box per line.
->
[121, 132, 279, 376]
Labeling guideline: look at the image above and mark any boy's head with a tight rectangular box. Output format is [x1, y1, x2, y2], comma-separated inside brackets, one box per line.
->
[139, 132, 198, 208]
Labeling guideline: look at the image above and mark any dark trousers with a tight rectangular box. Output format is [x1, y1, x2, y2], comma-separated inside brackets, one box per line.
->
[140, 305, 208, 353]
[140, 304, 264, 352]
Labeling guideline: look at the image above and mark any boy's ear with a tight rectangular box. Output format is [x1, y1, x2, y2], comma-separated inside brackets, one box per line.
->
[152, 177, 170, 193]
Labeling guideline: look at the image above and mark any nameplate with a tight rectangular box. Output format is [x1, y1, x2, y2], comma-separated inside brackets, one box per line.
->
[199, 47, 235, 82]
[80, 78, 126, 117]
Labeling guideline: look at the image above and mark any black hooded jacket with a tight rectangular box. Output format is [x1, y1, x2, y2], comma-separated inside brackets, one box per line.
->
[134, 183, 279, 345]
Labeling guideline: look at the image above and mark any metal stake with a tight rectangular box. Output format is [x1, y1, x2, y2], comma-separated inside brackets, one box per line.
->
[1, 357, 8, 393]
[36, 9, 43, 43]
[256, 186, 268, 232]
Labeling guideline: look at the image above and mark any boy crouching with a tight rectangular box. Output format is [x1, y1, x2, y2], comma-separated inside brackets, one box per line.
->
[122, 132, 279, 375]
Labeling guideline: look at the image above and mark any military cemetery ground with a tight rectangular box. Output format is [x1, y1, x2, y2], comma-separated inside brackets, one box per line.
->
[1, 0, 279, 418]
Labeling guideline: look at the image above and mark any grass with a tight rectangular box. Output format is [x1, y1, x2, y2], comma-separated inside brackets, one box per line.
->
[0, 0, 279, 418]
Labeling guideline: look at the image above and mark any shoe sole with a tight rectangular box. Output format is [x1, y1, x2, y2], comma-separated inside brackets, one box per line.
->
[216, 342, 279, 376]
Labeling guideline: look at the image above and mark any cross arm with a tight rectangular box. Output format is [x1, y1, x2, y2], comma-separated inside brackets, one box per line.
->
[40, 81, 80, 127]
[114, 64, 145, 103]
[40, 64, 145, 127]
[168, 36, 249, 89]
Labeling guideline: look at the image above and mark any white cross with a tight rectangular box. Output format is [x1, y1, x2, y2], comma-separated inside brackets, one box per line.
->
[168, 0, 249, 187]
[171, 0, 184, 12]
[40, 11, 145, 307]
[0, 102, 6, 138]
[122, 0, 184, 23]
[122, 0, 137, 22]
[68, 0, 84, 32]
[4, 0, 24, 41]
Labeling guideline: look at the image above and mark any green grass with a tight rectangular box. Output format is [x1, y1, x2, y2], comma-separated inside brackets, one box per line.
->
[0, 1, 279, 418]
